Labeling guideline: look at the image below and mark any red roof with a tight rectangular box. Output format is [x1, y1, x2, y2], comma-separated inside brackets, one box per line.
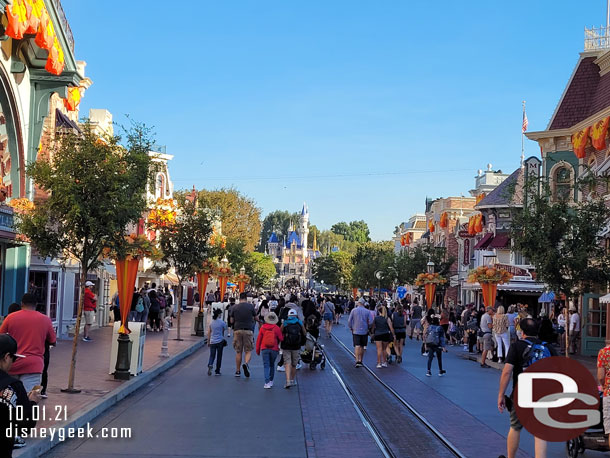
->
[489, 234, 510, 249]
[473, 233, 494, 250]
[549, 56, 610, 130]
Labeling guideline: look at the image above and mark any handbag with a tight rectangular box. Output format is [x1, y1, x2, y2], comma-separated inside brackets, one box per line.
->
[221, 339, 228, 347]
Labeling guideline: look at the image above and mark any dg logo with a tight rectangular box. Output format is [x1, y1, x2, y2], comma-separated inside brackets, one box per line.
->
[515, 356, 601, 441]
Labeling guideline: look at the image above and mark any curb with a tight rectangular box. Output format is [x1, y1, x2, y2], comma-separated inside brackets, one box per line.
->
[457, 351, 504, 370]
[14, 338, 206, 458]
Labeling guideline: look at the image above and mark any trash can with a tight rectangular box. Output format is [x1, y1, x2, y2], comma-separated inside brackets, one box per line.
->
[109, 321, 146, 376]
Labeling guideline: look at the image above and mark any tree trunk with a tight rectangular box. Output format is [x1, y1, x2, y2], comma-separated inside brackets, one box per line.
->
[67, 268, 88, 391]
[176, 280, 182, 341]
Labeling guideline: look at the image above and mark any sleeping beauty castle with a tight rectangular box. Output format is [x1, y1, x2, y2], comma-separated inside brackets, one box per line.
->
[266, 203, 320, 287]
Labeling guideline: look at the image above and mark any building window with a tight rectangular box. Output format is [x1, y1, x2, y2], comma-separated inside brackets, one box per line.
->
[155, 173, 165, 199]
[73, 275, 80, 318]
[553, 166, 572, 201]
[28, 271, 48, 314]
[49, 272, 58, 320]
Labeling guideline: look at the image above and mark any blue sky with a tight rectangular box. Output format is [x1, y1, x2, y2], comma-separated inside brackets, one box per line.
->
[62, 0, 606, 240]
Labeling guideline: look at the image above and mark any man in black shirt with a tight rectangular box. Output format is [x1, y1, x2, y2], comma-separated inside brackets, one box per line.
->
[231, 293, 255, 378]
[497, 318, 556, 458]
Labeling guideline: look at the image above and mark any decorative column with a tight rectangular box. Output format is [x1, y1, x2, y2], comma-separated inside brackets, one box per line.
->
[113, 256, 140, 380]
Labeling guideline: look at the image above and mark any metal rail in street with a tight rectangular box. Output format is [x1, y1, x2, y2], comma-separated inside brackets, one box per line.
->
[329, 333, 466, 458]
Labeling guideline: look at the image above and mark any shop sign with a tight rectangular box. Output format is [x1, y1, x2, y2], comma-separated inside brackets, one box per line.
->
[494, 263, 530, 277]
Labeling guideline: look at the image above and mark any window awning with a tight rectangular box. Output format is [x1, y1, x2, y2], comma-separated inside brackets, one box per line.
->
[163, 273, 179, 285]
[473, 233, 494, 250]
[489, 234, 510, 249]
[538, 291, 555, 303]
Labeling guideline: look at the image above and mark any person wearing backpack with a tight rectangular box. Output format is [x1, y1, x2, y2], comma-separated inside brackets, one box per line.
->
[498, 317, 555, 458]
[280, 309, 306, 389]
[255, 312, 283, 389]
[424, 316, 447, 377]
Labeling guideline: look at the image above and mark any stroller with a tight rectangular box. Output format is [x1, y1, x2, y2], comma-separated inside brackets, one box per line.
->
[300, 332, 326, 370]
[566, 392, 609, 457]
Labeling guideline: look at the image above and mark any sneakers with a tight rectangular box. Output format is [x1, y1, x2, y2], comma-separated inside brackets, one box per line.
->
[426, 370, 432, 377]
[269, 380, 274, 387]
[277, 365, 285, 372]
[296, 362, 302, 370]
[264, 382, 272, 389]
[381, 362, 388, 368]
[215, 371, 221, 376]
[463, 345, 468, 351]
[376, 363, 382, 369]
[290, 380, 297, 386]
[397, 356, 402, 364]
[234, 371, 241, 377]
[82, 336, 92, 342]
[355, 361, 363, 368]
[40, 393, 48, 399]
[284, 382, 291, 389]
[13, 436, 26, 448]
[422, 352, 428, 357]
[207, 366, 213, 376]
[439, 370, 446, 377]
[242, 363, 250, 378]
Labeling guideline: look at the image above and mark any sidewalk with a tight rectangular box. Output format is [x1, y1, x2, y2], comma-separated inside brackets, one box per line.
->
[15, 309, 205, 458]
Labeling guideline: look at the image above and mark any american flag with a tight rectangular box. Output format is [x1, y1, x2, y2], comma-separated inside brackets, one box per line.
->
[522, 107, 528, 133]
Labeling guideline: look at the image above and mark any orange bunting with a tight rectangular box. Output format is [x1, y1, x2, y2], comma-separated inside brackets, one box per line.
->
[6, 0, 28, 40]
[24, 0, 43, 34]
[474, 213, 483, 233]
[439, 212, 448, 229]
[468, 215, 476, 235]
[590, 117, 610, 151]
[34, 8, 54, 50]
[63, 87, 81, 111]
[475, 193, 486, 205]
[428, 220, 435, 233]
[571, 127, 590, 159]
[45, 37, 64, 75]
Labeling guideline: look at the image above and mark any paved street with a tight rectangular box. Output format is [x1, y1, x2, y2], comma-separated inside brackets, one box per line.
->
[36, 317, 607, 458]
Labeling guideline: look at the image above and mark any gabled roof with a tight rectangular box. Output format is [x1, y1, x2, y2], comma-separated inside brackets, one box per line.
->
[476, 167, 523, 209]
[268, 232, 279, 243]
[549, 54, 610, 130]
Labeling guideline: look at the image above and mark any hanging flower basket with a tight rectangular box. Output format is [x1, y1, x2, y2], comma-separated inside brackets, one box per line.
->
[467, 265, 513, 284]
[415, 272, 447, 286]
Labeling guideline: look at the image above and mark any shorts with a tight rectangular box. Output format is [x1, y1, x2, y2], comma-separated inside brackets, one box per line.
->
[323, 312, 333, 322]
[483, 333, 494, 351]
[411, 319, 422, 330]
[16, 373, 42, 392]
[283, 349, 300, 367]
[509, 399, 523, 431]
[353, 333, 368, 348]
[604, 396, 610, 434]
[374, 333, 392, 343]
[84, 310, 95, 325]
[233, 330, 253, 353]
[395, 331, 406, 340]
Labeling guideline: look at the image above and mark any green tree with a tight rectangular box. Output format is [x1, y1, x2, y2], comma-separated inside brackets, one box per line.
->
[196, 188, 261, 251]
[259, 210, 299, 251]
[308, 224, 321, 249]
[17, 122, 153, 391]
[154, 199, 214, 340]
[395, 245, 454, 285]
[331, 220, 371, 243]
[511, 174, 610, 355]
[352, 241, 395, 290]
[243, 251, 277, 288]
[312, 251, 353, 290]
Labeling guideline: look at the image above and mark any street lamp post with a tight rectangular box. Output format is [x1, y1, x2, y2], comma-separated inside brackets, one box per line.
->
[375, 270, 382, 300]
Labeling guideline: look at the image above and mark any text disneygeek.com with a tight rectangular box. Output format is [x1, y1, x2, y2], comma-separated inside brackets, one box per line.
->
[6, 423, 132, 441]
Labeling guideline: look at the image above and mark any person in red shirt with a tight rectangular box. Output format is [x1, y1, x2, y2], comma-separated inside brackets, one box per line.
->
[83, 281, 97, 342]
[255, 312, 283, 389]
[0, 293, 56, 392]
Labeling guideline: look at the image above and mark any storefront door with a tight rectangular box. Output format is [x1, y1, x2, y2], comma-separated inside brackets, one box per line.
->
[582, 293, 606, 356]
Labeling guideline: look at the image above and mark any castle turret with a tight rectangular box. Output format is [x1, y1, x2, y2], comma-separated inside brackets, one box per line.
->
[299, 202, 309, 251]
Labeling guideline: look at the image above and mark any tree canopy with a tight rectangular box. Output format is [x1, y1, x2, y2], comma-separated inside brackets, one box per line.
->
[243, 251, 277, 288]
[312, 251, 353, 289]
[351, 241, 395, 289]
[331, 220, 371, 243]
[395, 245, 454, 285]
[259, 210, 300, 251]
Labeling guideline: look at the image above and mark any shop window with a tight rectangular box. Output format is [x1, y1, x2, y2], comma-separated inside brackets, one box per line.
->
[553, 166, 573, 202]
[49, 272, 58, 321]
[28, 271, 48, 314]
[73, 275, 80, 318]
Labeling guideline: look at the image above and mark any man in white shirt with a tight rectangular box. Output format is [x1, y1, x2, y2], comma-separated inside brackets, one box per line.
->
[569, 306, 581, 355]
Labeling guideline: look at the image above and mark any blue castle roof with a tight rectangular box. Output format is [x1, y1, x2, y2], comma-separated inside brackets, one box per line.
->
[268, 232, 279, 243]
[286, 231, 302, 248]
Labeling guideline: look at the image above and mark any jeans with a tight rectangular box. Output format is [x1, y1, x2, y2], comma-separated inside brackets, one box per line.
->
[261, 349, 278, 383]
[426, 344, 443, 371]
[495, 332, 510, 358]
[208, 342, 224, 373]
[16, 373, 42, 392]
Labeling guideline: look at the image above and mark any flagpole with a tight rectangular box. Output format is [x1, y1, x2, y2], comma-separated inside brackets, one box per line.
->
[521, 100, 526, 168]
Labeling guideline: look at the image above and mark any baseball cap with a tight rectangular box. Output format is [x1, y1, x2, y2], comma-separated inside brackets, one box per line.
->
[85, 281, 94, 287]
[0, 334, 25, 360]
[288, 309, 297, 317]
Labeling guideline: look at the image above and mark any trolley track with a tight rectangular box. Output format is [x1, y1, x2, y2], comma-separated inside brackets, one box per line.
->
[324, 333, 465, 458]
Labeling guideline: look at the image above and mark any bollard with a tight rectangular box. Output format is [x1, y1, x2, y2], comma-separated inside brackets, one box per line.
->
[159, 316, 170, 358]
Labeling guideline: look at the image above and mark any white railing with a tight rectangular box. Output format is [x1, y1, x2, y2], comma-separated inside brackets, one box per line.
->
[585, 26, 610, 50]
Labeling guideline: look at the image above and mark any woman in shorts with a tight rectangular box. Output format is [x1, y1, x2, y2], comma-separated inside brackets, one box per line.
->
[372, 305, 395, 368]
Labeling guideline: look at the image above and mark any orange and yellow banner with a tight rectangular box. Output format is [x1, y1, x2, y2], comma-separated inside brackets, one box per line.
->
[439, 212, 448, 229]
[116, 257, 140, 334]
[63, 87, 81, 111]
[481, 282, 498, 308]
[196, 271, 209, 312]
[424, 283, 436, 309]
[571, 127, 590, 159]
[590, 117, 610, 150]
[428, 220, 435, 233]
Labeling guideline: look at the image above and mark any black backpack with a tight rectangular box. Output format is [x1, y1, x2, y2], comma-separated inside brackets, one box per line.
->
[283, 322, 302, 348]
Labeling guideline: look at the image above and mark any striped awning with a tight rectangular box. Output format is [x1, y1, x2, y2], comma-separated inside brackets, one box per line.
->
[538, 291, 555, 303]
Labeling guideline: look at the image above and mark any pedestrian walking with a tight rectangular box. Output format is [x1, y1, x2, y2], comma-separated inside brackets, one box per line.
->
[420, 308, 435, 356]
[140, 288, 150, 325]
[597, 342, 610, 448]
[391, 303, 407, 363]
[148, 290, 161, 332]
[409, 299, 422, 340]
[569, 305, 580, 354]
[348, 298, 373, 367]
[281, 309, 306, 388]
[207, 308, 227, 376]
[232, 292, 256, 378]
[256, 312, 283, 389]
[372, 305, 395, 368]
[82, 281, 97, 341]
[498, 318, 555, 458]
[0, 334, 40, 457]
[424, 316, 447, 377]
[493, 306, 510, 363]
[480, 306, 494, 368]
[321, 297, 335, 338]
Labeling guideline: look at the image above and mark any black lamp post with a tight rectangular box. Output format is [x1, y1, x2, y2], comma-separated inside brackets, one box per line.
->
[114, 331, 132, 380]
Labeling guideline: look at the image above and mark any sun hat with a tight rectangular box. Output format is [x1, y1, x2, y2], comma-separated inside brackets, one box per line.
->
[265, 312, 279, 324]
[288, 309, 297, 317]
